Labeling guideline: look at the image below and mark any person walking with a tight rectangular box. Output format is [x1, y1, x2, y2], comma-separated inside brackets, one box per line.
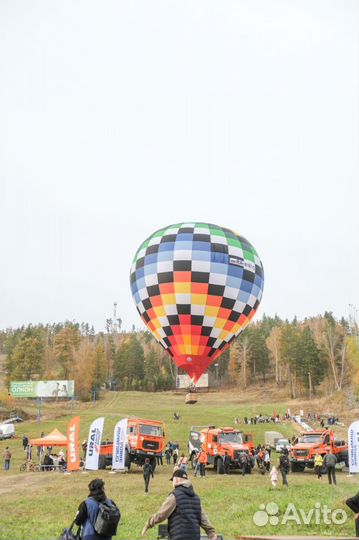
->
[141, 469, 217, 540]
[4, 447, 11, 470]
[279, 449, 289, 486]
[143, 458, 154, 495]
[198, 449, 207, 478]
[346, 491, 359, 537]
[269, 465, 278, 487]
[22, 435, 28, 451]
[323, 449, 337, 485]
[75, 478, 120, 540]
[314, 453, 324, 479]
[239, 452, 248, 476]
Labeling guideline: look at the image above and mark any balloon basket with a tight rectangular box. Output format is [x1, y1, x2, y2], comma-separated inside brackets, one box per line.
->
[185, 393, 198, 405]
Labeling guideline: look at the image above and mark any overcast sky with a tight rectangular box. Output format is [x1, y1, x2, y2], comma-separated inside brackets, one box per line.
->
[0, 1, 358, 332]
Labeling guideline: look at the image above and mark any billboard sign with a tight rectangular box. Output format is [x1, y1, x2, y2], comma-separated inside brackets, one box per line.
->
[67, 416, 81, 471]
[348, 420, 359, 473]
[112, 418, 128, 470]
[10, 380, 75, 398]
[85, 417, 105, 470]
[176, 373, 208, 389]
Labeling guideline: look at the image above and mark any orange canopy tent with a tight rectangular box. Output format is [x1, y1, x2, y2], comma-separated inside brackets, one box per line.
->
[30, 428, 67, 447]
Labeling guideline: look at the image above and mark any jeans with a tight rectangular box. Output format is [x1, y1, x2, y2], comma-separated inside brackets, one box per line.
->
[4, 459, 10, 470]
[327, 466, 336, 485]
[144, 475, 151, 493]
[199, 463, 206, 477]
[280, 468, 288, 486]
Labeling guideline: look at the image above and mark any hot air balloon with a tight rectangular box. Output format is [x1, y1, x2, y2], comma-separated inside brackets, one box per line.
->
[130, 223, 264, 383]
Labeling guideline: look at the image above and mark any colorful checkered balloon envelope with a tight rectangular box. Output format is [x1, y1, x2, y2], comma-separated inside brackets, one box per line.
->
[130, 223, 264, 382]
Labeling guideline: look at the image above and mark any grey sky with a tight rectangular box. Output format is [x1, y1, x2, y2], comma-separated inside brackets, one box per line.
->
[0, 1, 358, 332]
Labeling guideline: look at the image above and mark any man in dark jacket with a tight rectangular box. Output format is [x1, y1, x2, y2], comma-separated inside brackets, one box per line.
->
[143, 457, 154, 494]
[223, 452, 230, 475]
[346, 492, 359, 537]
[75, 478, 119, 540]
[323, 450, 337, 485]
[142, 469, 217, 540]
[279, 449, 289, 486]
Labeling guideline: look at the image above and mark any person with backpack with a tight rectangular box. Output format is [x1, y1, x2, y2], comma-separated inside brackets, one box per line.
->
[75, 478, 120, 540]
[141, 469, 217, 540]
[143, 458, 154, 495]
[279, 449, 289, 486]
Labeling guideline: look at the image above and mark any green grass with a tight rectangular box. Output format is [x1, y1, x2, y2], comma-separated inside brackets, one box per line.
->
[0, 390, 357, 539]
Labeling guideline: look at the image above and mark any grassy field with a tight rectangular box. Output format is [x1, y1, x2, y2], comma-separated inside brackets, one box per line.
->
[0, 389, 358, 540]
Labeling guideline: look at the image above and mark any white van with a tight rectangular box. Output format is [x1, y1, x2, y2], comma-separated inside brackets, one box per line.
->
[0, 423, 15, 440]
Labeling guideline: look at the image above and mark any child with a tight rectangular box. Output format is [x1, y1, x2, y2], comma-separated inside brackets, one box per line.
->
[269, 465, 278, 487]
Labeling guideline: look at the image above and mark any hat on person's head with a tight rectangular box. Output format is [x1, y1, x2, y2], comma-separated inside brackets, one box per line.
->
[170, 469, 188, 481]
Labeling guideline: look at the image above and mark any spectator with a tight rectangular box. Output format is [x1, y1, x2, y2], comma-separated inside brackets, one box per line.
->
[82, 440, 88, 458]
[323, 450, 337, 485]
[165, 447, 171, 465]
[346, 492, 359, 537]
[172, 447, 179, 466]
[143, 458, 154, 495]
[264, 450, 271, 472]
[314, 453, 323, 479]
[223, 452, 230, 475]
[75, 478, 120, 540]
[178, 453, 188, 473]
[269, 465, 278, 487]
[239, 452, 248, 476]
[198, 449, 207, 478]
[4, 447, 11, 470]
[141, 469, 217, 540]
[22, 435, 28, 451]
[279, 449, 289, 486]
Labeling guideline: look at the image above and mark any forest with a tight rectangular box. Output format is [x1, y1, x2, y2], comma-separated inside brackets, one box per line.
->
[0, 312, 358, 403]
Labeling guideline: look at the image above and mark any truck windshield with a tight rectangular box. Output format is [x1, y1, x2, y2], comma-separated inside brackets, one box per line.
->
[219, 432, 243, 444]
[139, 424, 162, 437]
[298, 435, 322, 444]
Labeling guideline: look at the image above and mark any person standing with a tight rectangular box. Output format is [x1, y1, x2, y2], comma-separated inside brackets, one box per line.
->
[279, 449, 289, 486]
[264, 450, 271, 472]
[323, 450, 337, 485]
[143, 458, 154, 494]
[269, 465, 278, 488]
[4, 447, 11, 470]
[239, 452, 248, 476]
[141, 469, 217, 540]
[165, 447, 171, 465]
[314, 453, 323, 479]
[178, 453, 188, 473]
[22, 435, 28, 451]
[346, 492, 359, 537]
[75, 478, 120, 540]
[198, 449, 207, 478]
[172, 447, 179, 466]
[223, 452, 230, 475]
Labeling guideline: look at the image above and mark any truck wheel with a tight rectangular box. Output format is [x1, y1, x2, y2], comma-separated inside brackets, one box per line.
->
[216, 458, 224, 474]
[98, 455, 107, 470]
[291, 462, 305, 473]
[125, 449, 131, 470]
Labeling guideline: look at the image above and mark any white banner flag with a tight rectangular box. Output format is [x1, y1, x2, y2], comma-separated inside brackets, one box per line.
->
[112, 418, 128, 470]
[348, 420, 359, 473]
[85, 417, 105, 470]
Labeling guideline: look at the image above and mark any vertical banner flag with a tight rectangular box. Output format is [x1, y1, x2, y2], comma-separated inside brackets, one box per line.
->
[112, 418, 128, 470]
[67, 416, 81, 471]
[348, 420, 359, 473]
[85, 417, 105, 470]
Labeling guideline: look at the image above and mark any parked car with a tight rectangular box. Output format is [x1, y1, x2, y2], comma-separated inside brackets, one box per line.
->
[0, 423, 15, 440]
[275, 438, 291, 452]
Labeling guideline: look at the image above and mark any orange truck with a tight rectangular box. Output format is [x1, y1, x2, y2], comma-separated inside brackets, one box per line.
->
[188, 425, 254, 474]
[290, 429, 348, 472]
[98, 418, 166, 471]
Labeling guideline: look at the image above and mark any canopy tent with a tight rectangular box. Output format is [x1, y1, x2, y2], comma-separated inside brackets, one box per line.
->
[30, 428, 67, 447]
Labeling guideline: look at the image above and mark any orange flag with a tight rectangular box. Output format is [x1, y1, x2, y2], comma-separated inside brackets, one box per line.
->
[67, 416, 81, 471]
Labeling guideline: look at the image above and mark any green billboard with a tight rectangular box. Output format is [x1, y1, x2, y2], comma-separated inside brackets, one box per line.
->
[10, 380, 75, 398]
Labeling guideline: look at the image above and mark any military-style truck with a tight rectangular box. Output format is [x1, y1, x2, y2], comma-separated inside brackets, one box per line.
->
[98, 418, 166, 471]
[290, 429, 348, 472]
[188, 425, 254, 474]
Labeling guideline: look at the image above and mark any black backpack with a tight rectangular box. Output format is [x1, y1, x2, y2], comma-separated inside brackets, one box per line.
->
[94, 500, 121, 537]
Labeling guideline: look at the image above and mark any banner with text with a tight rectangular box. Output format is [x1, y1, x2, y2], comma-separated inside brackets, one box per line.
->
[10, 380, 74, 398]
[112, 418, 128, 470]
[348, 420, 359, 473]
[67, 416, 81, 471]
[85, 417, 105, 470]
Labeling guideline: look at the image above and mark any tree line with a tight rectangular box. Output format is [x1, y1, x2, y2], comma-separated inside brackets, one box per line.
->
[0, 312, 357, 402]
